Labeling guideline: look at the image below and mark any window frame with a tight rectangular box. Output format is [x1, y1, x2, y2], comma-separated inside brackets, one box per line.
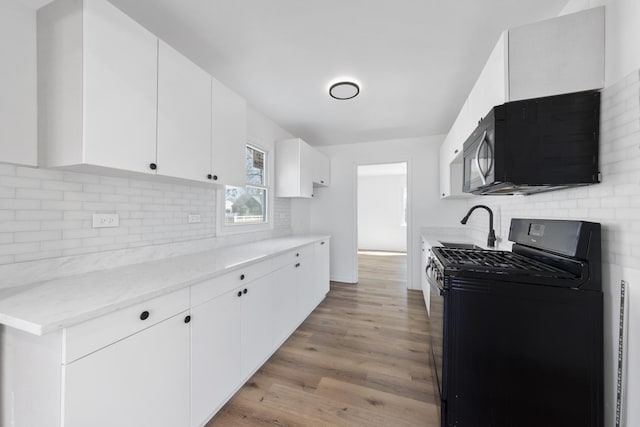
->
[216, 141, 274, 236]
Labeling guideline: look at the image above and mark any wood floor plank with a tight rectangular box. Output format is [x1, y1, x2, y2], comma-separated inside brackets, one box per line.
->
[207, 252, 437, 426]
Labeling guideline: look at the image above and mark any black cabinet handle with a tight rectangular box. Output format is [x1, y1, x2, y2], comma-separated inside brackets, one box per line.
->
[207, 174, 213, 180]
[320, 180, 324, 184]
[140, 311, 150, 320]
[295, 263, 301, 268]
[296, 253, 300, 257]
[240, 274, 245, 280]
[184, 315, 191, 324]
[243, 288, 248, 294]
[237, 291, 242, 297]
[320, 241, 325, 245]
[149, 163, 157, 170]
[442, 193, 445, 197]
[212, 175, 218, 181]
[454, 149, 459, 154]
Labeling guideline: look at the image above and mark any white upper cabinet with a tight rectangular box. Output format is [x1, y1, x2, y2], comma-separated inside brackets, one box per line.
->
[38, 0, 158, 174]
[211, 77, 247, 187]
[312, 149, 331, 187]
[37, 0, 249, 185]
[157, 40, 212, 182]
[275, 138, 314, 198]
[508, 7, 605, 102]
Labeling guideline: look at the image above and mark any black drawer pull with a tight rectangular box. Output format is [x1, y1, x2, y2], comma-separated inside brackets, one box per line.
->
[140, 311, 150, 321]
[212, 175, 218, 181]
[240, 274, 245, 280]
[207, 174, 213, 180]
[237, 291, 242, 297]
[295, 263, 301, 268]
[296, 253, 300, 257]
[184, 315, 191, 324]
[149, 163, 157, 170]
[243, 288, 248, 294]
[320, 241, 325, 245]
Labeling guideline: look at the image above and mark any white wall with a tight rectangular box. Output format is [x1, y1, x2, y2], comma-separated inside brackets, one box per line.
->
[308, 136, 468, 288]
[357, 173, 407, 252]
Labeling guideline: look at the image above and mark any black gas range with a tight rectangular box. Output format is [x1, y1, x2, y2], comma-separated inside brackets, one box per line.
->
[426, 218, 603, 427]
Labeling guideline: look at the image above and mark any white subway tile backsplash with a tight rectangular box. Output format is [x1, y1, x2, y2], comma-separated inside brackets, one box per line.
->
[0, 162, 292, 266]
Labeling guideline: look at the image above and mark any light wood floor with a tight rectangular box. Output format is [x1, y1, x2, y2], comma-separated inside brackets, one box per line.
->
[207, 251, 439, 426]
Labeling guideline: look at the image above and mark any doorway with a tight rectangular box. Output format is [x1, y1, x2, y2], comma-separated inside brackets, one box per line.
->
[356, 162, 408, 287]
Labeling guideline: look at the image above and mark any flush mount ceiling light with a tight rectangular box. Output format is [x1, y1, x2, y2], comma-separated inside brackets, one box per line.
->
[329, 81, 360, 100]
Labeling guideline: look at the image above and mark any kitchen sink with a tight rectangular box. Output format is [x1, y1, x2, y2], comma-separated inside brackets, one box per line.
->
[438, 241, 482, 250]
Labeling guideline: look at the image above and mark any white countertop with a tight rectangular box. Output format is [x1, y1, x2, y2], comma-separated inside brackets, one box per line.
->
[0, 235, 329, 336]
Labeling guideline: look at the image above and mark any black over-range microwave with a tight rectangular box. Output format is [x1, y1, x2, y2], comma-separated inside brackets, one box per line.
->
[463, 90, 600, 195]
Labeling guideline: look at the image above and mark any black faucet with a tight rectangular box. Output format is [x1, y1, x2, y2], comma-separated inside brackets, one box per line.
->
[460, 205, 496, 248]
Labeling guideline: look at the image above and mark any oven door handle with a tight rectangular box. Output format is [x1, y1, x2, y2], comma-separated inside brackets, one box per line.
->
[426, 267, 443, 296]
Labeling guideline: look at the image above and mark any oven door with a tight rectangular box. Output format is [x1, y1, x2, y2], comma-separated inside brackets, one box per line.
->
[427, 264, 446, 405]
[463, 115, 496, 194]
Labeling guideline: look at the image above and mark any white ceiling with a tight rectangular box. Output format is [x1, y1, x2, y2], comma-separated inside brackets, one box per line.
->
[30, 0, 569, 146]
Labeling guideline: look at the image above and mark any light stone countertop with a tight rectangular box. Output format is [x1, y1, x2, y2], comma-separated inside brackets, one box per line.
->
[0, 235, 330, 336]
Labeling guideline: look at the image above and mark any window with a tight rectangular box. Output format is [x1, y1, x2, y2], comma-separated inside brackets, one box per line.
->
[224, 145, 268, 225]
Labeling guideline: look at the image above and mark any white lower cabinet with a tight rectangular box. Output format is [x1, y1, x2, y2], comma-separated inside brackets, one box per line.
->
[240, 275, 275, 378]
[62, 312, 191, 427]
[297, 257, 316, 323]
[191, 287, 242, 427]
[271, 263, 300, 347]
[314, 240, 330, 303]
[1, 239, 330, 427]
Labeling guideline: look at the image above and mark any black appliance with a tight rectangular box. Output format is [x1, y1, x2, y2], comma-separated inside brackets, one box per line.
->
[462, 90, 600, 195]
[426, 219, 603, 427]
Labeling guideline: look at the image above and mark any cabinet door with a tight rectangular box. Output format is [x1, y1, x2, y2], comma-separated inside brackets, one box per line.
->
[157, 40, 212, 182]
[212, 77, 247, 187]
[191, 288, 242, 427]
[314, 240, 330, 301]
[271, 263, 299, 347]
[62, 312, 190, 427]
[240, 275, 274, 379]
[299, 141, 314, 198]
[312, 149, 330, 187]
[83, 0, 158, 174]
[439, 139, 452, 199]
[297, 258, 316, 322]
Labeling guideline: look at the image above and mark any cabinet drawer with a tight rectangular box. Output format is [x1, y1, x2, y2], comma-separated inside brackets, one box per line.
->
[63, 288, 189, 364]
[191, 260, 272, 307]
[271, 245, 313, 270]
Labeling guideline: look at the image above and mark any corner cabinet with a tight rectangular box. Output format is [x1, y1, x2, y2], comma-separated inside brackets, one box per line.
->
[275, 138, 314, 198]
[439, 7, 604, 198]
[38, 0, 159, 175]
[276, 138, 331, 198]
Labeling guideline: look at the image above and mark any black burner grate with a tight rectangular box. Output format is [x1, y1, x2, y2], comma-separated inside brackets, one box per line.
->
[433, 248, 574, 277]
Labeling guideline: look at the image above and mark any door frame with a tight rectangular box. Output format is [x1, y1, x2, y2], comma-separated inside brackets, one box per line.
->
[354, 161, 412, 289]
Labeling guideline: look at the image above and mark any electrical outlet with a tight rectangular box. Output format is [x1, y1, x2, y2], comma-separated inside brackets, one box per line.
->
[92, 213, 119, 228]
[188, 214, 201, 224]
